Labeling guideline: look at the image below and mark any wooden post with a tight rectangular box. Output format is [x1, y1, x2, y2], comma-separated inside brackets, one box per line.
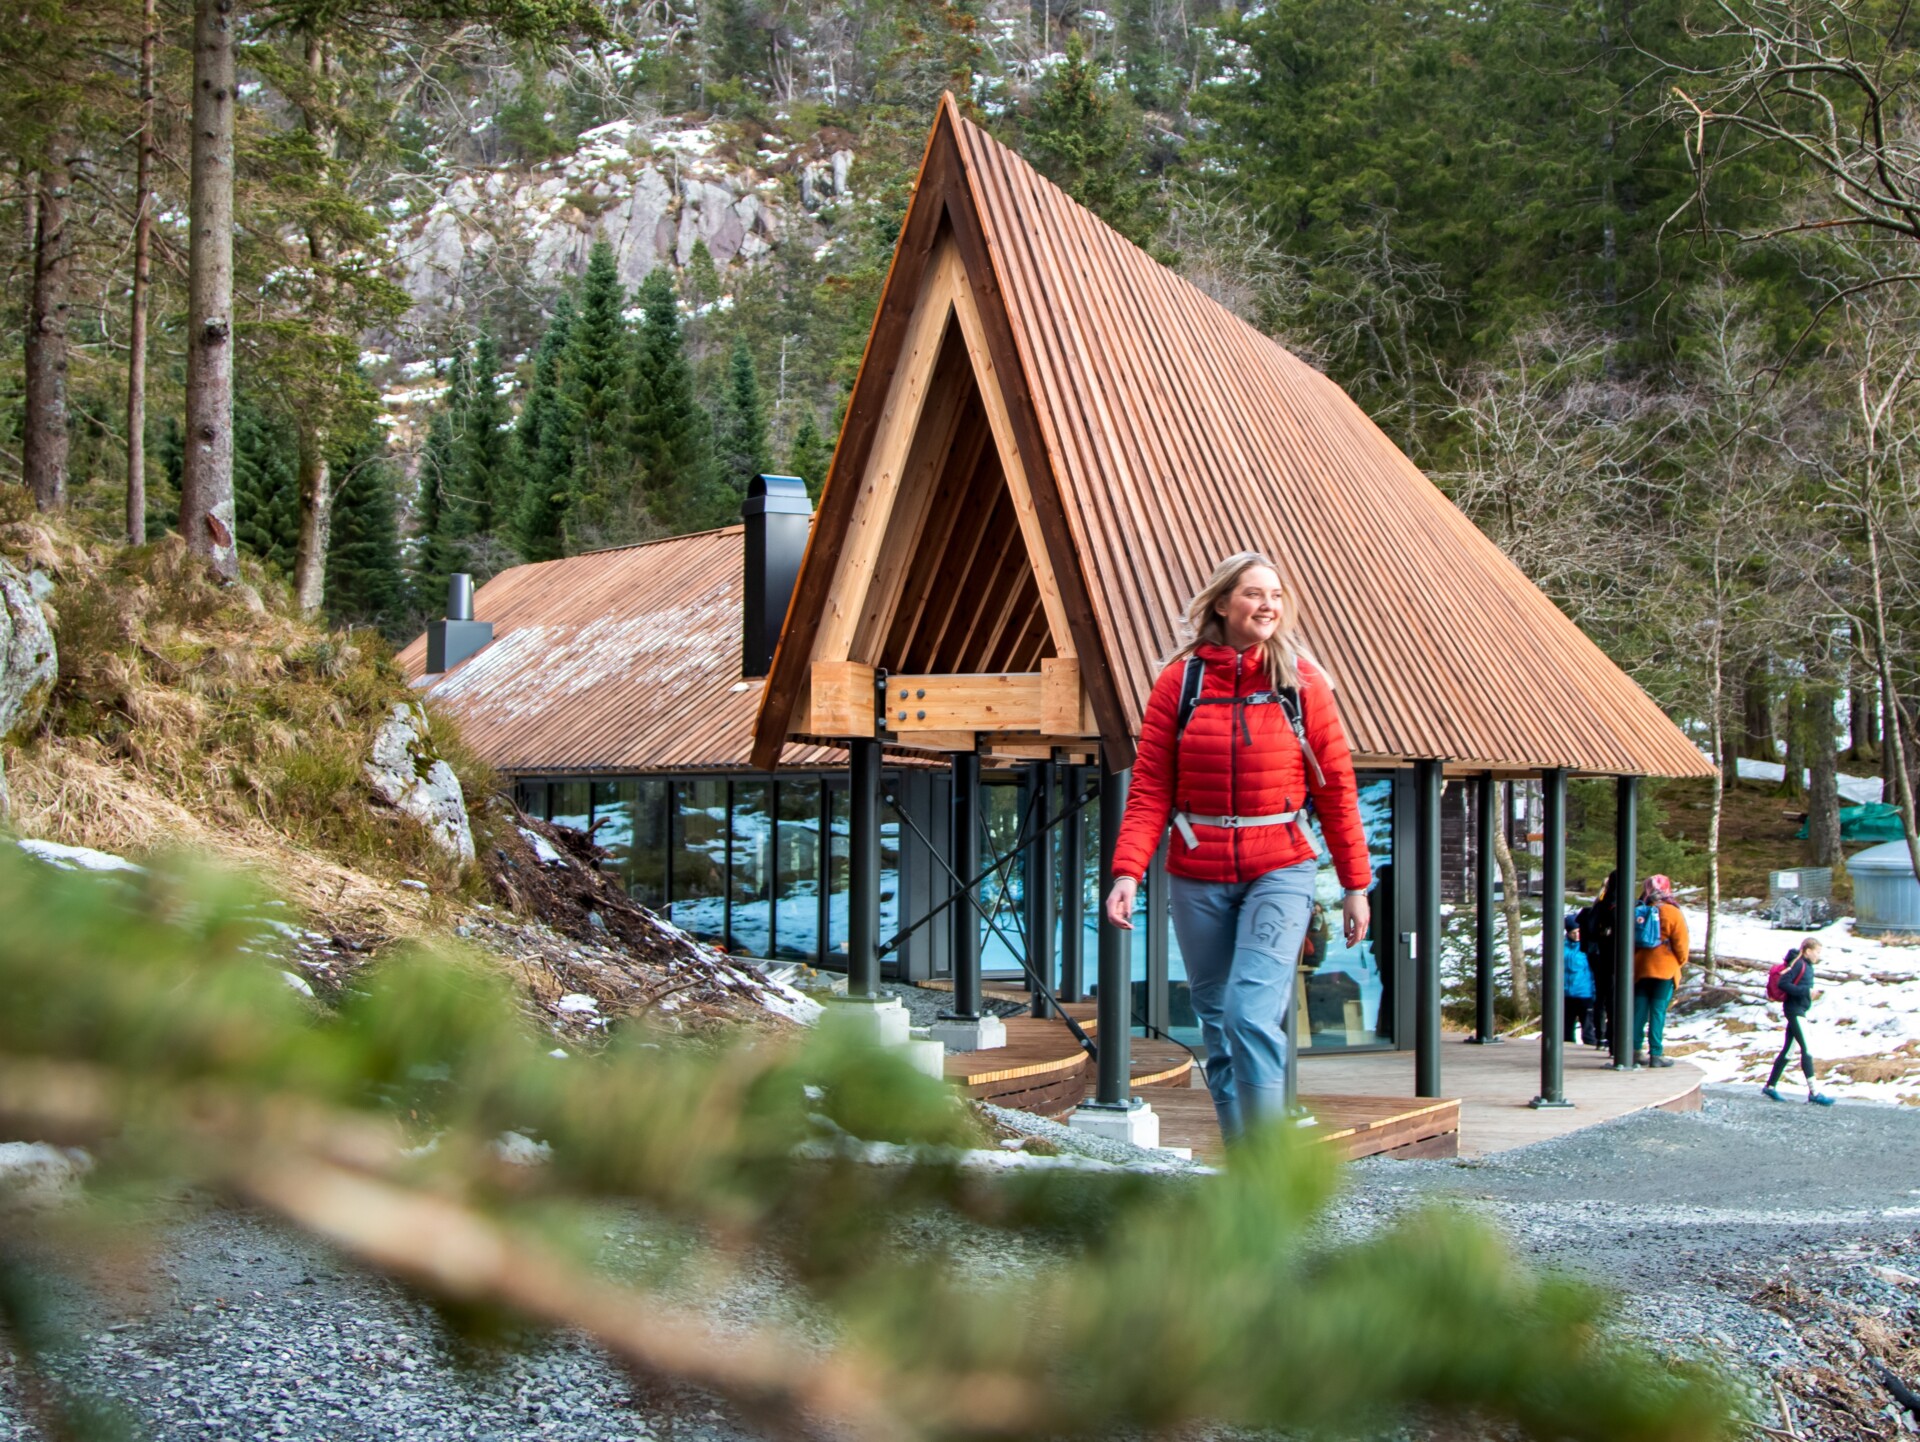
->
[1471, 771, 1500, 1043]
[1613, 777, 1639, 1070]
[1533, 768, 1572, 1108]
[1415, 760, 1443, 1099]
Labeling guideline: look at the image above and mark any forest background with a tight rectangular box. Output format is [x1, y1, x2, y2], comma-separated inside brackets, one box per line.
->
[5, 0, 1920, 926]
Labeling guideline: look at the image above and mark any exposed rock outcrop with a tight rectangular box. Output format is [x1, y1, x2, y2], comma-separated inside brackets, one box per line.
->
[365, 702, 475, 865]
[0, 560, 58, 821]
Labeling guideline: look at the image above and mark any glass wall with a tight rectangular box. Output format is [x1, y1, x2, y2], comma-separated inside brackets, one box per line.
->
[729, 781, 773, 957]
[775, 780, 823, 960]
[670, 780, 729, 941]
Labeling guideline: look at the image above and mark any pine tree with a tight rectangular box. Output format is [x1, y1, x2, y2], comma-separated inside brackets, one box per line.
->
[515, 293, 577, 563]
[562, 242, 635, 546]
[325, 424, 406, 638]
[458, 332, 514, 550]
[1019, 35, 1157, 247]
[712, 336, 769, 515]
[787, 409, 831, 499]
[234, 400, 300, 575]
[410, 402, 462, 616]
[631, 267, 716, 532]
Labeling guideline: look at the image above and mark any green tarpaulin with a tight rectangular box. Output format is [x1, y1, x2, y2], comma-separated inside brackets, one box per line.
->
[1796, 803, 1909, 843]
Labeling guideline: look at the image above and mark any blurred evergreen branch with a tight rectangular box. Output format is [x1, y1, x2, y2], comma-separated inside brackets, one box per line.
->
[0, 847, 1745, 1440]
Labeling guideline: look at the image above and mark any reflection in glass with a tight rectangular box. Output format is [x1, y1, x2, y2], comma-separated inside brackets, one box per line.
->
[775, 780, 821, 961]
[592, 780, 636, 893]
[671, 779, 728, 943]
[628, 779, 668, 908]
[550, 781, 590, 836]
[826, 783, 850, 958]
[730, 781, 772, 957]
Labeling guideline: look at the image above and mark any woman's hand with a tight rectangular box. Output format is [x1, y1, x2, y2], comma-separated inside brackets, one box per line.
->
[1105, 876, 1137, 931]
[1341, 891, 1370, 948]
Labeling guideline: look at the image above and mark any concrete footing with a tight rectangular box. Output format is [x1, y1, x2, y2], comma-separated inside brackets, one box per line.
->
[900, 1033, 947, 1080]
[928, 1013, 1007, 1053]
[1068, 1099, 1161, 1149]
[830, 996, 912, 1047]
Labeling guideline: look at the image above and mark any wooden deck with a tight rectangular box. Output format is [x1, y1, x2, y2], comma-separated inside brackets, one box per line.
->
[938, 1007, 1460, 1161]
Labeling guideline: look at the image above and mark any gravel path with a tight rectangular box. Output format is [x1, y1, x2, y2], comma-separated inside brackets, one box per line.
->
[5, 1087, 1917, 1441]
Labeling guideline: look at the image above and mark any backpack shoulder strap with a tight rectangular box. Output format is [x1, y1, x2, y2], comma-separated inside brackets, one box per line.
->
[1175, 656, 1206, 739]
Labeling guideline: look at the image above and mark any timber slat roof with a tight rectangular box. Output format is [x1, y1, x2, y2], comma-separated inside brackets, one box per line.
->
[398, 528, 843, 774]
[754, 97, 1711, 778]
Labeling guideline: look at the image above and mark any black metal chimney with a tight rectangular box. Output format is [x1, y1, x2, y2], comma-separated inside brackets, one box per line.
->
[743, 475, 812, 678]
[426, 572, 494, 673]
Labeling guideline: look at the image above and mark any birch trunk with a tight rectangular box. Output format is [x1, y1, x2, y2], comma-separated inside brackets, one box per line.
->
[24, 146, 74, 511]
[1867, 522, 1920, 886]
[293, 424, 332, 614]
[1706, 612, 1724, 983]
[1490, 783, 1531, 1014]
[182, 0, 239, 579]
[126, 0, 158, 544]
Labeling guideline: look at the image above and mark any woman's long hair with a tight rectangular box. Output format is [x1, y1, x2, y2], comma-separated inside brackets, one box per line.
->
[1173, 551, 1308, 688]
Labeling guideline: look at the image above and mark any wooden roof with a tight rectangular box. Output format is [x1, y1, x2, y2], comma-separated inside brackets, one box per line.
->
[751, 96, 1712, 780]
[398, 529, 843, 775]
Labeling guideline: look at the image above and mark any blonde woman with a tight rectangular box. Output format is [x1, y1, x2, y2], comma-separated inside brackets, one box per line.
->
[1105, 554, 1373, 1140]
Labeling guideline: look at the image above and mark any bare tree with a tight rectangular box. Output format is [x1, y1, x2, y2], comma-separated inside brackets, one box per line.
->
[125, 0, 159, 545]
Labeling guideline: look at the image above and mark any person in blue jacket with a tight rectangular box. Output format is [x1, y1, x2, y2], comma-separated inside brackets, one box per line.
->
[1563, 911, 1597, 1046]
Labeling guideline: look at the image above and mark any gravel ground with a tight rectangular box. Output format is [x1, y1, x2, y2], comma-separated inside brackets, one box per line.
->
[5, 1086, 1917, 1441]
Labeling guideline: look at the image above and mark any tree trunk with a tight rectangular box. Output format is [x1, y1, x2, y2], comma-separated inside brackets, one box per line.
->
[290, 31, 337, 612]
[1741, 657, 1774, 762]
[24, 146, 75, 511]
[293, 422, 332, 615]
[1706, 613, 1724, 983]
[1865, 523, 1920, 891]
[182, 0, 239, 580]
[1491, 783, 1531, 1015]
[1807, 687, 1843, 867]
[1779, 689, 1805, 798]
[126, 0, 158, 545]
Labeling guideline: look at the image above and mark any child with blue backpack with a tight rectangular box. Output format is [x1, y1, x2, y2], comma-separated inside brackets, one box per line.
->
[1562, 911, 1596, 1045]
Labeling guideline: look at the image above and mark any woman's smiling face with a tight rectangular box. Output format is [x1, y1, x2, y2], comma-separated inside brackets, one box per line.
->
[1215, 564, 1284, 649]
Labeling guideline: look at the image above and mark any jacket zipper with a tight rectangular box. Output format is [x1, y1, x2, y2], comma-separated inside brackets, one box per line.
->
[1231, 652, 1242, 878]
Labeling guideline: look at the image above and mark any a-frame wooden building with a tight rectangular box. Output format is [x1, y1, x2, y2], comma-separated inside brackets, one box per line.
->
[754, 95, 1713, 1127]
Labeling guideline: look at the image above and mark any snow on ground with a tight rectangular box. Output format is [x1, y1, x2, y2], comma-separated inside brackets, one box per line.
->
[1664, 903, 1920, 1105]
[15, 838, 144, 873]
[1728, 755, 1884, 805]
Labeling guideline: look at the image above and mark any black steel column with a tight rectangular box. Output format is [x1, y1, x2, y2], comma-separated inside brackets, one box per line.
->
[847, 740, 882, 1001]
[1094, 757, 1131, 1106]
[1533, 768, 1572, 1108]
[1025, 760, 1056, 1018]
[1059, 763, 1086, 1003]
[1414, 759, 1443, 1099]
[1471, 771, 1500, 1043]
[949, 751, 982, 1020]
[1613, 775, 1638, 1070]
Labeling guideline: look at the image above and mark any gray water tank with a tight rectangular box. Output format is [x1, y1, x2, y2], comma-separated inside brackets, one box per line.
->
[1851, 839, 1920, 935]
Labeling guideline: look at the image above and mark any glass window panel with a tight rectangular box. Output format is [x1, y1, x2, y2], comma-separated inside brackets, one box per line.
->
[629, 779, 668, 908]
[1297, 776, 1397, 1051]
[775, 780, 822, 961]
[979, 781, 1025, 975]
[880, 784, 901, 953]
[515, 780, 550, 821]
[730, 781, 773, 958]
[550, 781, 590, 835]
[826, 782, 850, 958]
[671, 779, 729, 943]
[592, 780, 637, 894]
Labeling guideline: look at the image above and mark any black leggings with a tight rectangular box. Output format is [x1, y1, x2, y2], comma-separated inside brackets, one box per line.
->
[1768, 1014, 1813, 1088]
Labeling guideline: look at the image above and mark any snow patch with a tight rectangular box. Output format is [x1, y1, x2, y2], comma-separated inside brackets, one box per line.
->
[518, 827, 566, 866]
[15, 838, 144, 873]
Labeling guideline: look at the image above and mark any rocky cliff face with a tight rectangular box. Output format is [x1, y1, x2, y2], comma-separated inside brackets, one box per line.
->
[387, 117, 854, 334]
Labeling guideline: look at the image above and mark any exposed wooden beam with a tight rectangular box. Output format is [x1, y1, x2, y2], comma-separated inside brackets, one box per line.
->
[809, 661, 878, 737]
[812, 242, 966, 666]
[1040, 657, 1097, 736]
[885, 673, 1043, 732]
[886, 730, 977, 753]
[946, 254, 1076, 660]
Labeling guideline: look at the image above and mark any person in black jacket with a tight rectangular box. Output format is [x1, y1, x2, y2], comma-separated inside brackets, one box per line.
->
[1583, 872, 1619, 1050]
[1763, 938, 1835, 1106]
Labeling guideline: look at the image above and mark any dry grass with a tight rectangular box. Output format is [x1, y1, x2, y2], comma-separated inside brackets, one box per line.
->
[3, 506, 496, 916]
[1829, 1043, 1920, 1087]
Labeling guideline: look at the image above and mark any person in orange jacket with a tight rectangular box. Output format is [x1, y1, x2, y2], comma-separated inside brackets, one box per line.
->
[1631, 873, 1689, 1067]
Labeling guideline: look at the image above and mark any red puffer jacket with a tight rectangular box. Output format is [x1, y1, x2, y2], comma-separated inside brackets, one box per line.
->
[1110, 645, 1373, 892]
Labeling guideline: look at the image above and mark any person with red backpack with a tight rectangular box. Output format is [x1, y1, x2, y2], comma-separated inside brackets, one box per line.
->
[1104, 552, 1372, 1141]
[1763, 939, 1834, 1105]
